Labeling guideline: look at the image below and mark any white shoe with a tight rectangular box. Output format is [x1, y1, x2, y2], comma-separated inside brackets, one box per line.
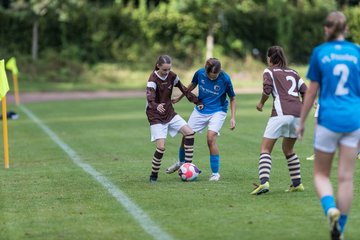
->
[166, 161, 181, 174]
[209, 173, 220, 181]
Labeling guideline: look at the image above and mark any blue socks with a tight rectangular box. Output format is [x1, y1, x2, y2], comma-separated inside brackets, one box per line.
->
[179, 147, 185, 164]
[210, 154, 219, 173]
[181, 149, 220, 174]
[321, 195, 348, 233]
[339, 214, 348, 233]
[321, 195, 336, 215]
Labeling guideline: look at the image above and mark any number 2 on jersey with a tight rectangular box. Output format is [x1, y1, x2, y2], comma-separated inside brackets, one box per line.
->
[286, 76, 298, 97]
[334, 64, 349, 96]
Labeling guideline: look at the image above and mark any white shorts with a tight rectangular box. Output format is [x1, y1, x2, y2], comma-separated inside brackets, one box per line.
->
[263, 116, 299, 139]
[150, 115, 187, 142]
[314, 125, 360, 153]
[187, 110, 227, 134]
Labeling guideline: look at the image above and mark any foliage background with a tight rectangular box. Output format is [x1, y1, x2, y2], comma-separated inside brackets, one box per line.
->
[0, 0, 359, 90]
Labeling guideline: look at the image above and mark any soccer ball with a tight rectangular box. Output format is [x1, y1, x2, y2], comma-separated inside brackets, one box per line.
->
[178, 163, 200, 181]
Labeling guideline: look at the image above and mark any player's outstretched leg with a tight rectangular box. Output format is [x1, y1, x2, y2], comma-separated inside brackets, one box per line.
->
[166, 160, 181, 174]
[166, 146, 184, 174]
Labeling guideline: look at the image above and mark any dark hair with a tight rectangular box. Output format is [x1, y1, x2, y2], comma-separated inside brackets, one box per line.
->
[154, 55, 172, 70]
[324, 11, 347, 41]
[205, 58, 221, 74]
[267, 46, 288, 68]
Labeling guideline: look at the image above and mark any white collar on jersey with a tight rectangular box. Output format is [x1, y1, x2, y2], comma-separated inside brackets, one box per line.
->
[154, 70, 168, 81]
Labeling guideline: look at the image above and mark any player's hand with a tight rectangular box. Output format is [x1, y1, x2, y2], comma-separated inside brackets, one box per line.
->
[157, 103, 166, 113]
[230, 119, 236, 130]
[256, 102, 264, 112]
[296, 124, 305, 140]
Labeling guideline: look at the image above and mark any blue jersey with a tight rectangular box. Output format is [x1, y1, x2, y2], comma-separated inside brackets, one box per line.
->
[192, 68, 235, 114]
[307, 40, 360, 132]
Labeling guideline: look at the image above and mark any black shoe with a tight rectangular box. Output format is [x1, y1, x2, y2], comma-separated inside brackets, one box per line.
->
[149, 174, 158, 183]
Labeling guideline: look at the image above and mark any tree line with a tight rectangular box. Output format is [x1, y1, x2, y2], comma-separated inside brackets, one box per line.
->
[0, 0, 359, 68]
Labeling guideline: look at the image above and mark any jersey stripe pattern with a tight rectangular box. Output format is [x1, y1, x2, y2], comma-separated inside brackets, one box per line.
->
[263, 67, 307, 117]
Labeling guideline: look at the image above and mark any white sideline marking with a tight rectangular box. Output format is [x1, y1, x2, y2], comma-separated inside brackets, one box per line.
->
[20, 105, 173, 240]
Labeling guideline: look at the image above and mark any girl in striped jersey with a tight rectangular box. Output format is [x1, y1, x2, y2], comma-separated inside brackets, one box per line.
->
[146, 55, 203, 183]
[251, 46, 307, 195]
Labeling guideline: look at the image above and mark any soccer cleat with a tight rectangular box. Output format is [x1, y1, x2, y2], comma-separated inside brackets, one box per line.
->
[285, 183, 305, 192]
[149, 174, 158, 183]
[209, 173, 220, 181]
[250, 181, 269, 195]
[165, 161, 181, 174]
[306, 154, 315, 160]
[327, 208, 341, 240]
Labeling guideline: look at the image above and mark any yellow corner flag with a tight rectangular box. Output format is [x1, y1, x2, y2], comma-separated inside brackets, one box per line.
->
[5, 57, 19, 75]
[0, 59, 10, 98]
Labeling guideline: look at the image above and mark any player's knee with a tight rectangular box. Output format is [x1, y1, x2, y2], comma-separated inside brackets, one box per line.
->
[181, 125, 194, 136]
[156, 144, 165, 151]
[338, 172, 353, 183]
[283, 150, 294, 157]
[207, 138, 216, 147]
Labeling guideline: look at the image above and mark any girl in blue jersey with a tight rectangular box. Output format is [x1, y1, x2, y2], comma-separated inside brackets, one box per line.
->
[298, 11, 360, 240]
[166, 58, 236, 181]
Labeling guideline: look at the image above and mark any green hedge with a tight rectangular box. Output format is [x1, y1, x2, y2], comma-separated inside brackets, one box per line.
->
[1, 3, 359, 67]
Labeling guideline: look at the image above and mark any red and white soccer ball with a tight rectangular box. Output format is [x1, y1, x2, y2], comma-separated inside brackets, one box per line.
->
[178, 163, 200, 181]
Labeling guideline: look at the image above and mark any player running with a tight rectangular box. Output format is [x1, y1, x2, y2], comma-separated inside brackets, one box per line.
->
[297, 11, 360, 240]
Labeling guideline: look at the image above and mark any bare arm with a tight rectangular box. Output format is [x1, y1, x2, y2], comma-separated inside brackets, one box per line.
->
[172, 83, 196, 104]
[256, 93, 269, 112]
[229, 96, 236, 130]
[297, 81, 319, 139]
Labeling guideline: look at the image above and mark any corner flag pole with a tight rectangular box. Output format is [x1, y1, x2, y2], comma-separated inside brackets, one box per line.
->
[0, 59, 10, 169]
[2, 97, 9, 168]
[13, 73, 20, 105]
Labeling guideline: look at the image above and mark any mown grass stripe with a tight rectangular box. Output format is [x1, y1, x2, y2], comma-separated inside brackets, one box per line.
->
[19, 105, 174, 240]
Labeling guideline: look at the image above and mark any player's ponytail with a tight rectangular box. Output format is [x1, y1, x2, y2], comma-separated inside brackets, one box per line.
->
[154, 55, 172, 70]
[267, 46, 288, 68]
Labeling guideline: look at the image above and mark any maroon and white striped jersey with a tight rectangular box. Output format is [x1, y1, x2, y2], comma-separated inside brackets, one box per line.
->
[146, 70, 200, 125]
[263, 66, 307, 117]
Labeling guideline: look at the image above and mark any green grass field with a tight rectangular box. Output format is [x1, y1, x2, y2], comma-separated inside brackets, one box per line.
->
[1, 94, 359, 240]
